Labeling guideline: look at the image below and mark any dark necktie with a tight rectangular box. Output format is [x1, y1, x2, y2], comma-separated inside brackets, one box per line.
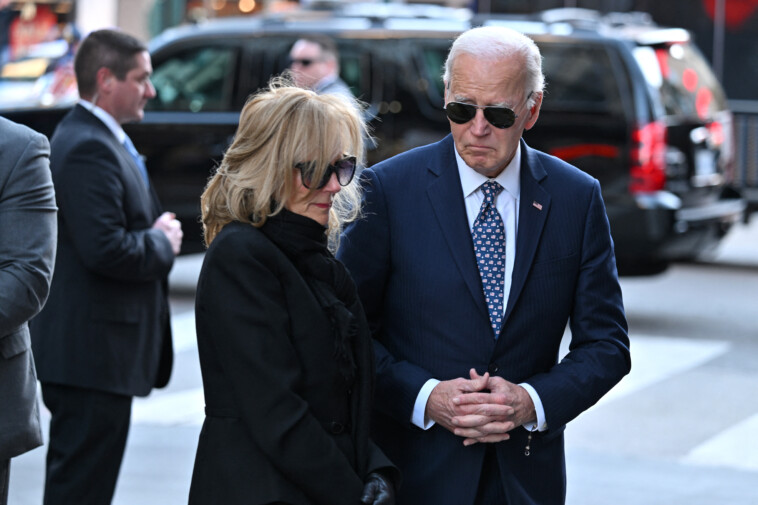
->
[122, 135, 150, 188]
[472, 181, 505, 338]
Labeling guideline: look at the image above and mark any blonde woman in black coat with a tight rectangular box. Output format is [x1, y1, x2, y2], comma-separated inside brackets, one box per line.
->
[188, 81, 398, 505]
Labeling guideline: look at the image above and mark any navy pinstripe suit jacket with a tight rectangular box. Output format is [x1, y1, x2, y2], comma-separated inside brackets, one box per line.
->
[338, 135, 631, 505]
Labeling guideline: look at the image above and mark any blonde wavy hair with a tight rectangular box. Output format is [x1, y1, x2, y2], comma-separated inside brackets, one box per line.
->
[200, 78, 368, 249]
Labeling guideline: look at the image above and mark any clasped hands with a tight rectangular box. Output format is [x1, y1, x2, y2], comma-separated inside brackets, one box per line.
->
[426, 369, 536, 446]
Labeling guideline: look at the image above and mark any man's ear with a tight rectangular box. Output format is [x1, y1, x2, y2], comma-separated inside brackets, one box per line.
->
[96, 67, 115, 93]
[524, 91, 543, 131]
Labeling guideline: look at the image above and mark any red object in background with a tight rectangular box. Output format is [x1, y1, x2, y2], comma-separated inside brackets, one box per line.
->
[702, 0, 758, 30]
[682, 68, 698, 93]
[696, 87, 714, 120]
[8, 5, 57, 59]
[630, 121, 668, 194]
[549, 143, 620, 162]
[655, 48, 670, 78]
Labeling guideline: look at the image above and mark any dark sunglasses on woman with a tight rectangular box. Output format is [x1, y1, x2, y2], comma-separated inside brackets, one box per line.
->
[296, 156, 357, 189]
[444, 91, 533, 129]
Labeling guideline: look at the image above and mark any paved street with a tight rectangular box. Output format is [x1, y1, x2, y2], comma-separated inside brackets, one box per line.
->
[9, 219, 758, 505]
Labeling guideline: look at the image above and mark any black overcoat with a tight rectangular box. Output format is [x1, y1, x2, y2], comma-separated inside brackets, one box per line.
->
[189, 221, 394, 505]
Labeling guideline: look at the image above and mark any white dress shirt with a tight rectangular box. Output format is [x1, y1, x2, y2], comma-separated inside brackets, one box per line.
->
[79, 99, 127, 144]
[411, 143, 547, 432]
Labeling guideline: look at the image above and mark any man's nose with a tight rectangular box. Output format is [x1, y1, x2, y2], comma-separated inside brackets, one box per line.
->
[469, 109, 490, 135]
[145, 79, 157, 99]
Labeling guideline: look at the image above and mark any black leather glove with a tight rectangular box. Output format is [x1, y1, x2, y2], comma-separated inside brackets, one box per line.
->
[360, 471, 395, 505]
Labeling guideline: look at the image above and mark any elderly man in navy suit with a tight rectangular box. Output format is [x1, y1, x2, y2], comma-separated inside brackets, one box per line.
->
[31, 29, 182, 505]
[338, 26, 631, 505]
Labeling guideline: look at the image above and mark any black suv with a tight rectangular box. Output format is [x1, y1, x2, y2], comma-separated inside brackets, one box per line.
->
[1, 5, 745, 274]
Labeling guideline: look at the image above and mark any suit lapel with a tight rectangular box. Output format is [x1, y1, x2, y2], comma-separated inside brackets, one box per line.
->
[503, 141, 551, 327]
[426, 136, 490, 320]
[75, 106, 159, 220]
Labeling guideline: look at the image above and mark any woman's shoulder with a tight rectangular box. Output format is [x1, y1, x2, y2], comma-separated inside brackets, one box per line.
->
[206, 221, 282, 261]
[199, 221, 293, 291]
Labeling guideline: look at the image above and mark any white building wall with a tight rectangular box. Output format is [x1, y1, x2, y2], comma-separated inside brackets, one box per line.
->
[75, 0, 118, 34]
[75, 0, 155, 41]
[116, 0, 154, 41]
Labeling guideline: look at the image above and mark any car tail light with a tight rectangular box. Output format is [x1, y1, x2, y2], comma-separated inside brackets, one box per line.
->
[706, 119, 724, 146]
[630, 120, 667, 193]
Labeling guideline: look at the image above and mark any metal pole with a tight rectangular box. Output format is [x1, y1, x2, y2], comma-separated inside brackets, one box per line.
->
[712, 0, 725, 82]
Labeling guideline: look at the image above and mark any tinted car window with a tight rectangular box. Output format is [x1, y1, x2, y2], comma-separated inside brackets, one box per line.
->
[420, 42, 625, 116]
[649, 42, 728, 119]
[540, 43, 624, 115]
[148, 45, 238, 112]
[419, 44, 447, 101]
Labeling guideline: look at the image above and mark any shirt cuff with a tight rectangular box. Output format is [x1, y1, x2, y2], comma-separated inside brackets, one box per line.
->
[411, 378, 440, 430]
[520, 382, 548, 432]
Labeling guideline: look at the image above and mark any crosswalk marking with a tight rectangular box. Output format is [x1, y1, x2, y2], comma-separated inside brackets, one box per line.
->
[132, 388, 205, 426]
[683, 413, 758, 472]
[596, 334, 730, 405]
[171, 311, 197, 353]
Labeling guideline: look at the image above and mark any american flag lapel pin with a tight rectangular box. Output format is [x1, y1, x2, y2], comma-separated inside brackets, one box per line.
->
[532, 201, 543, 211]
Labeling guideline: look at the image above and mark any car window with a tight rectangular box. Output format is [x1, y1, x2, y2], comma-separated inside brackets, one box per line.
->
[252, 35, 373, 104]
[539, 42, 624, 115]
[419, 41, 624, 117]
[148, 45, 238, 112]
[419, 44, 447, 102]
[639, 42, 728, 120]
[338, 43, 370, 101]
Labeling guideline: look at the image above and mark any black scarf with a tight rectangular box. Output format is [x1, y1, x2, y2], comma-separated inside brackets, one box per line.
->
[261, 209, 358, 384]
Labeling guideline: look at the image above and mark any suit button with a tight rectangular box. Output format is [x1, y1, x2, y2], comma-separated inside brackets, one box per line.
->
[329, 421, 345, 434]
[488, 363, 499, 374]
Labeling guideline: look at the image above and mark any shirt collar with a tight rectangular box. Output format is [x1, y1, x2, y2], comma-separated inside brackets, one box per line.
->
[314, 74, 338, 92]
[456, 142, 521, 201]
[78, 99, 126, 144]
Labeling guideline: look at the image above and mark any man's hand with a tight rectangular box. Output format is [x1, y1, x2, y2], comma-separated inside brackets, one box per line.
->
[451, 369, 537, 446]
[425, 372, 491, 433]
[152, 211, 183, 255]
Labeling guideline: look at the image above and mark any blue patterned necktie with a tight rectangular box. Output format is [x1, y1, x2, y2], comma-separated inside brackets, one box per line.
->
[122, 135, 150, 188]
[472, 181, 506, 338]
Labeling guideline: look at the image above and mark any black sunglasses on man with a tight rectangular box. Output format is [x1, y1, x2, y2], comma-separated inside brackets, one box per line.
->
[444, 91, 533, 129]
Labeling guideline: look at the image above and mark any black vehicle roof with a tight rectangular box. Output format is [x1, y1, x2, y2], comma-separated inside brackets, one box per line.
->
[149, 4, 691, 53]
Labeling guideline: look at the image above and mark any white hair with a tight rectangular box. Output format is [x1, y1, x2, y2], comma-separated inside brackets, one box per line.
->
[443, 26, 545, 106]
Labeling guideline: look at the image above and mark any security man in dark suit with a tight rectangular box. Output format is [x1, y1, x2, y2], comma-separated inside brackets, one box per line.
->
[30, 29, 182, 505]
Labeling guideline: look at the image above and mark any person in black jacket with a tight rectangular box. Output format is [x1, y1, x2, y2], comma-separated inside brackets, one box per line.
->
[188, 80, 398, 505]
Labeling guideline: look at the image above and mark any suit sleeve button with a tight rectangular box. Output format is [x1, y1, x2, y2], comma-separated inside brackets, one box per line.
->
[488, 363, 499, 374]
